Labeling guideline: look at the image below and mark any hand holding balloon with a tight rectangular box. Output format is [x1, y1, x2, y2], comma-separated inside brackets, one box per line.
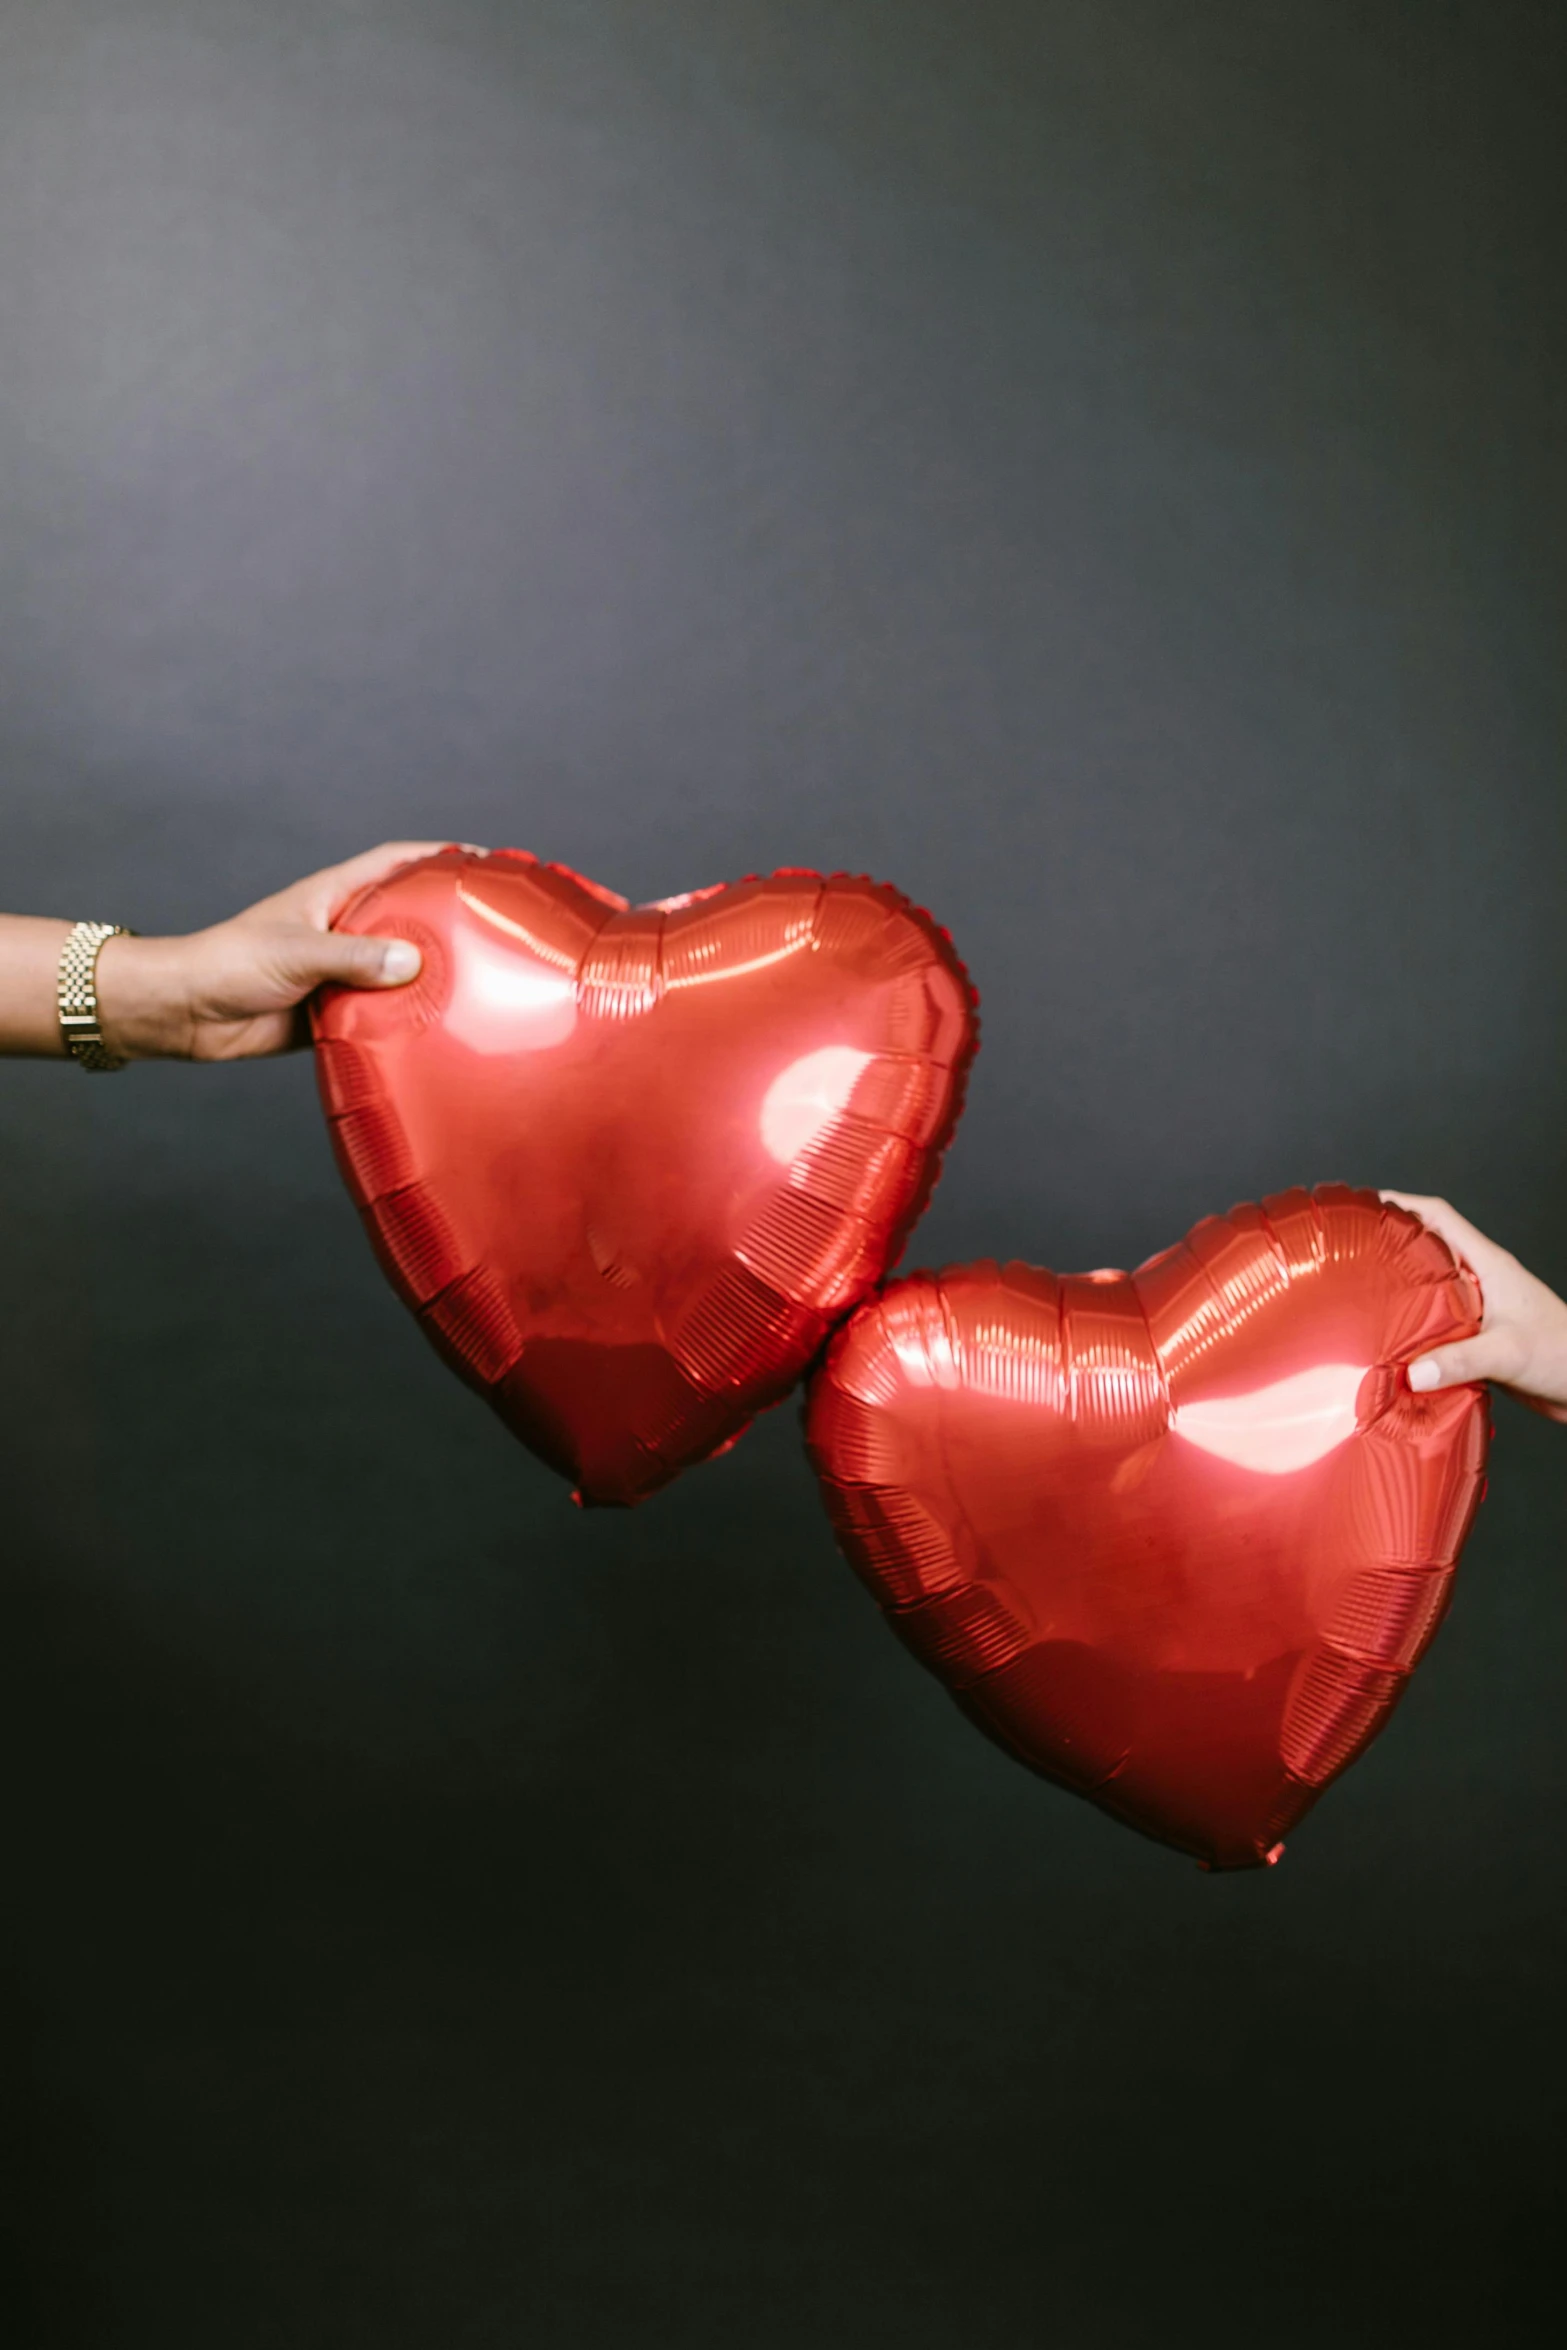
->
[96, 842, 466, 1061]
[0, 841, 461, 1062]
[1383, 1193, 1567, 1425]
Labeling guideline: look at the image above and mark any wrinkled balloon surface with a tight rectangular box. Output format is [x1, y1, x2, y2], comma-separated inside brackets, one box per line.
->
[315, 850, 977, 1504]
[806, 1189, 1488, 1869]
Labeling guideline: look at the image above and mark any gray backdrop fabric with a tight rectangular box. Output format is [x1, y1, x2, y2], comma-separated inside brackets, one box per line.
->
[2, 4, 1563, 2344]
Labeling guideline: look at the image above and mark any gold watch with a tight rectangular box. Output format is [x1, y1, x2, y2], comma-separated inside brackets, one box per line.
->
[57, 920, 137, 1072]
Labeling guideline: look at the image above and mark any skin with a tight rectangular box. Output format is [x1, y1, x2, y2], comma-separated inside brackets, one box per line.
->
[1382, 1192, 1567, 1425]
[0, 840, 466, 1062]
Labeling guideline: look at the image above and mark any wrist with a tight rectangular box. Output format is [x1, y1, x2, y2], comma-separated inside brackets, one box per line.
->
[94, 934, 197, 1061]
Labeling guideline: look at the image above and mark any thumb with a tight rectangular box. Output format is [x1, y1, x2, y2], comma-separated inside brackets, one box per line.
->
[1407, 1335, 1503, 1393]
[279, 929, 423, 994]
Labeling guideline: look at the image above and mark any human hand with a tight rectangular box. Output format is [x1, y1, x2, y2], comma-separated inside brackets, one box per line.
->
[1381, 1192, 1567, 1425]
[95, 840, 465, 1061]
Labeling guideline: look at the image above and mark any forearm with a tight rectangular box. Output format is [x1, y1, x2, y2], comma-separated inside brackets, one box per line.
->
[0, 915, 73, 1053]
[0, 916, 198, 1061]
[2, 844, 437, 1066]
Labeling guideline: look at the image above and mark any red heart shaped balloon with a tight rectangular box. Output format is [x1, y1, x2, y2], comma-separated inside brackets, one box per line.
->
[806, 1188, 1488, 1869]
[314, 850, 976, 1504]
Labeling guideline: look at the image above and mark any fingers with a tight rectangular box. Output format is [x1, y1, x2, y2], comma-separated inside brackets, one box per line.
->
[274, 929, 423, 994]
[1379, 1191, 1491, 1267]
[1407, 1333, 1516, 1393]
[1389, 1199, 1567, 1417]
[316, 840, 468, 922]
[248, 841, 488, 930]
[1407, 1340, 1485, 1392]
[1388, 1198, 1509, 1391]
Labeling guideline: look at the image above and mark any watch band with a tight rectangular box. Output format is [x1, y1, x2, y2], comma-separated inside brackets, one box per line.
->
[58, 920, 136, 1072]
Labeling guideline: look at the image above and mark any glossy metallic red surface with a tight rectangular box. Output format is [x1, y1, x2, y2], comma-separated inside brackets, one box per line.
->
[806, 1188, 1489, 1869]
[314, 850, 977, 1504]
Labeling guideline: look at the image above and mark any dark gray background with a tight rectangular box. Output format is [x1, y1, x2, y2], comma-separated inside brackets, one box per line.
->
[2, 3, 1564, 2343]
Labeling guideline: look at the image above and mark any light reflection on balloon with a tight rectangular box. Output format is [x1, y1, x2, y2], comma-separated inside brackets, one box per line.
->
[760, 1046, 874, 1164]
[1171, 1360, 1364, 1475]
[447, 926, 579, 1053]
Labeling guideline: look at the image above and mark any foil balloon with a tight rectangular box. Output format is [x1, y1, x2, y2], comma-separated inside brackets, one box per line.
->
[806, 1188, 1489, 1869]
[314, 850, 977, 1505]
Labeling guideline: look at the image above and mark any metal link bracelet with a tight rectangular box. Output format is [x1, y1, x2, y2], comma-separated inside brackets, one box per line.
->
[57, 920, 136, 1072]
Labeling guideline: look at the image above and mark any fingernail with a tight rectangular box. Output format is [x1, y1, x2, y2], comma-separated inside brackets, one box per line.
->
[380, 940, 422, 983]
[1407, 1358, 1441, 1392]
